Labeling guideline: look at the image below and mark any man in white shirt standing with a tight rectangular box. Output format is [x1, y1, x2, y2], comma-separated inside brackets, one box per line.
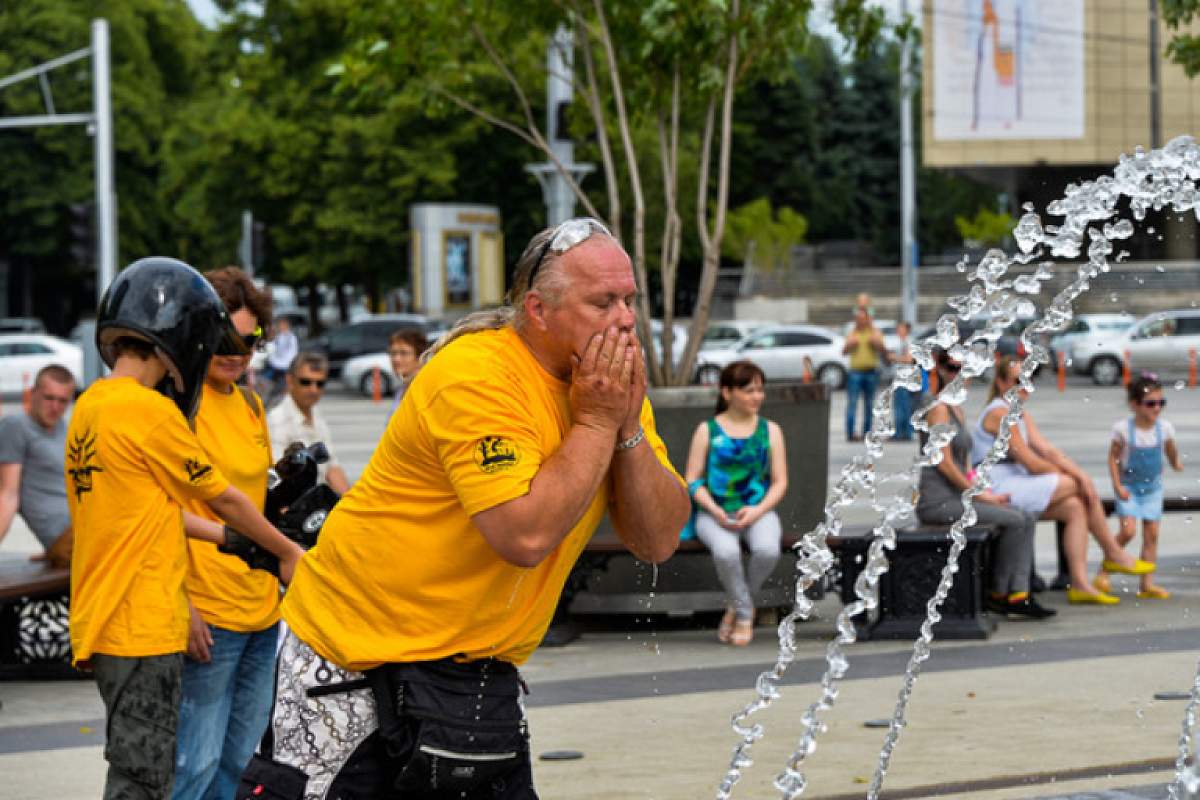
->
[266, 351, 351, 494]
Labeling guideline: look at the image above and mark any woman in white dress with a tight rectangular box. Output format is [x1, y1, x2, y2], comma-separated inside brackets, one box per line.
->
[971, 356, 1154, 605]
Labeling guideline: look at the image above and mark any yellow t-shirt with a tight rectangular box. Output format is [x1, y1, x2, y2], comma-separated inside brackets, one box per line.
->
[283, 327, 680, 671]
[67, 377, 229, 664]
[183, 384, 280, 632]
[847, 326, 881, 371]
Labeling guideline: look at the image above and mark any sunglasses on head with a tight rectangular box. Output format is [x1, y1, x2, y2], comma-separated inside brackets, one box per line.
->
[297, 378, 326, 388]
[527, 217, 613, 287]
[1140, 398, 1166, 408]
[216, 325, 264, 356]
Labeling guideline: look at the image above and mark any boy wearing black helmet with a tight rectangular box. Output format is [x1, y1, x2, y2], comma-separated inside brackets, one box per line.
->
[65, 257, 305, 800]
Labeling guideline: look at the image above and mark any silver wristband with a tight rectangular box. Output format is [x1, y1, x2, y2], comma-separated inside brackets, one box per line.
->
[614, 425, 645, 452]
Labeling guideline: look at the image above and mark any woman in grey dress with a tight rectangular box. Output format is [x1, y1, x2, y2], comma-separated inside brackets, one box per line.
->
[916, 350, 1054, 619]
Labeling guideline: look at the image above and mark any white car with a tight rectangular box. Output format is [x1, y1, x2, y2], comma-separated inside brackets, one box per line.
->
[1053, 313, 1136, 366]
[341, 351, 397, 397]
[699, 320, 771, 351]
[0, 334, 84, 395]
[692, 325, 847, 389]
[1072, 309, 1200, 385]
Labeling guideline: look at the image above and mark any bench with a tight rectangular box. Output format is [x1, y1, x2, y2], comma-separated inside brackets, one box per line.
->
[829, 524, 998, 641]
[544, 524, 997, 646]
[0, 560, 77, 680]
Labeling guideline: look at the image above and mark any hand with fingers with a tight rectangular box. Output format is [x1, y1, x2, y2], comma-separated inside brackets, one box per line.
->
[618, 333, 648, 440]
[570, 327, 635, 440]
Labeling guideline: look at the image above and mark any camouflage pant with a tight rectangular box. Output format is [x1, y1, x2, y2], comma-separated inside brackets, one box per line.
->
[92, 652, 184, 800]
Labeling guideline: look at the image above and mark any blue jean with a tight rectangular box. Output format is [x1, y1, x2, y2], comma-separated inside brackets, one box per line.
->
[893, 388, 918, 440]
[173, 622, 279, 800]
[845, 369, 879, 437]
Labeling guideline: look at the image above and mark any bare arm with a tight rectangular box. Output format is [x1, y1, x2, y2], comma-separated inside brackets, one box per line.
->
[685, 423, 727, 521]
[473, 328, 641, 568]
[326, 464, 351, 495]
[1167, 438, 1184, 472]
[205, 487, 305, 583]
[0, 463, 21, 548]
[1108, 439, 1130, 500]
[609, 431, 690, 563]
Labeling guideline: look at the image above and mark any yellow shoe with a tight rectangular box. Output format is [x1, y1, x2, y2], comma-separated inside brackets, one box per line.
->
[1068, 588, 1120, 606]
[1137, 586, 1171, 599]
[1102, 558, 1155, 576]
[1093, 573, 1111, 593]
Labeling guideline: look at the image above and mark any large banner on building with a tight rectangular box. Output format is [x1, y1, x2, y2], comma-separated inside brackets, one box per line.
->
[932, 0, 1084, 140]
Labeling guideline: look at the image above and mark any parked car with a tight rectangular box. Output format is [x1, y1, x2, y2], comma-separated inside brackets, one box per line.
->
[342, 352, 398, 397]
[1072, 308, 1200, 385]
[0, 317, 47, 334]
[699, 320, 770, 351]
[1051, 312, 1136, 366]
[302, 313, 431, 378]
[692, 325, 847, 389]
[915, 310, 1046, 363]
[0, 334, 83, 394]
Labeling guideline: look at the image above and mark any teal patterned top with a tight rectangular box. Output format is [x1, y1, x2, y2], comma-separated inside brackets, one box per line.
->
[705, 418, 771, 513]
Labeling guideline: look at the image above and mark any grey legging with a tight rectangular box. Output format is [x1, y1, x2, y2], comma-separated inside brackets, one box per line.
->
[914, 499, 1037, 595]
[694, 509, 782, 619]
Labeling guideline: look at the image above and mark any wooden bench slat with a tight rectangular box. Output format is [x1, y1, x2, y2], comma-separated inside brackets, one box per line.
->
[0, 561, 70, 603]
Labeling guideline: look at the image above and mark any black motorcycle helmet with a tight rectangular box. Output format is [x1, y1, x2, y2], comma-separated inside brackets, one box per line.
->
[96, 257, 249, 422]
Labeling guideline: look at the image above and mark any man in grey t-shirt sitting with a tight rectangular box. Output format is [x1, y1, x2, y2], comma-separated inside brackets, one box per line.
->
[0, 364, 76, 568]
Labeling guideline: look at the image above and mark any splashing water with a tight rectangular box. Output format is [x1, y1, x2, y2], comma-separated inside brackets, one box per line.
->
[714, 135, 1200, 800]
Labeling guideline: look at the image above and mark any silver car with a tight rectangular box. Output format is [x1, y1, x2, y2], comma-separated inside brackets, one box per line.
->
[1052, 313, 1135, 367]
[1072, 309, 1200, 385]
[692, 325, 847, 389]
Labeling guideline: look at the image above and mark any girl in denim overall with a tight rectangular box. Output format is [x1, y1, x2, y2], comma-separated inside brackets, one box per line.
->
[1096, 373, 1183, 598]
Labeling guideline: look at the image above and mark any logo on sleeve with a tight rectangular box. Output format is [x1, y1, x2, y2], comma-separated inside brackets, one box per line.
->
[66, 431, 104, 500]
[184, 458, 214, 484]
[474, 437, 521, 473]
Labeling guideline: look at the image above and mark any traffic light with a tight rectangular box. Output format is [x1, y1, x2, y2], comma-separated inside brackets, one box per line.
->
[67, 202, 95, 268]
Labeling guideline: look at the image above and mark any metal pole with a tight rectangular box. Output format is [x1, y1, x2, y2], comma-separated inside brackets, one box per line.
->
[240, 210, 254, 275]
[92, 19, 116, 301]
[1150, 0, 1161, 149]
[546, 25, 576, 225]
[900, 0, 918, 325]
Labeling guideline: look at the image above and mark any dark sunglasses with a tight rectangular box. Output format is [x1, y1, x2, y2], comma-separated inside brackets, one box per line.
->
[296, 378, 326, 388]
[1140, 398, 1167, 408]
[216, 325, 264, 356]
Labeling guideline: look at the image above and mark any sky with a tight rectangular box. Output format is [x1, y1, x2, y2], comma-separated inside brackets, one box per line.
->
[184, 0, 220, 28]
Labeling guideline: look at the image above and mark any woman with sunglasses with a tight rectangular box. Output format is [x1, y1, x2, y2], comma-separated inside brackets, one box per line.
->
[916, 350, 1052, 619]
[1094, 372, 1183, 598]
[971, 355, 1154, 605]
[173, 267, 283, 800]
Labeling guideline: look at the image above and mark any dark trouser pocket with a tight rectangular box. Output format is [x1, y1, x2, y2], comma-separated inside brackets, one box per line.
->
[235, 753, 309, 800]
[396, 717, 531, 799]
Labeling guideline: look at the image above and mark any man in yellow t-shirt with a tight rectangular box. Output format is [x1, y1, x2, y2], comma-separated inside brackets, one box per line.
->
[842, 306, 886, 441]
[253, 220, 691, 800]
[68, 258, 306, 800]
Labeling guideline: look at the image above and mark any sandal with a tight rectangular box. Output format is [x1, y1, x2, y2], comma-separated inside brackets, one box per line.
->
[718, 609, 736, 643]
[730, 617, 755, 647]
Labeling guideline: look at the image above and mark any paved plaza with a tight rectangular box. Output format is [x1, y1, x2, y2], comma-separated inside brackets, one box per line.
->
[2, 376, 1200, 799]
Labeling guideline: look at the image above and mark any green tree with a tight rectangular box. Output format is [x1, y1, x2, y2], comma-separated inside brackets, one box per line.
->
[333, 0, 885, 384]
[163, 0, 507, 324]
[1161, 0, 1200, 75]
[955, 207, 1015, 249]
[0, 0, 208, 330]
[721, 197, 808, 272]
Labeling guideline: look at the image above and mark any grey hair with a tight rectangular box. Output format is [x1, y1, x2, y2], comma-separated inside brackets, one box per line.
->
[423, 224, 604, 362]
[288, 350, 329, 377]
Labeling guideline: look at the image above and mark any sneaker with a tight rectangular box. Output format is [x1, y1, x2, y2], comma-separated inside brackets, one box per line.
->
[987, 595, 1057, 620]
